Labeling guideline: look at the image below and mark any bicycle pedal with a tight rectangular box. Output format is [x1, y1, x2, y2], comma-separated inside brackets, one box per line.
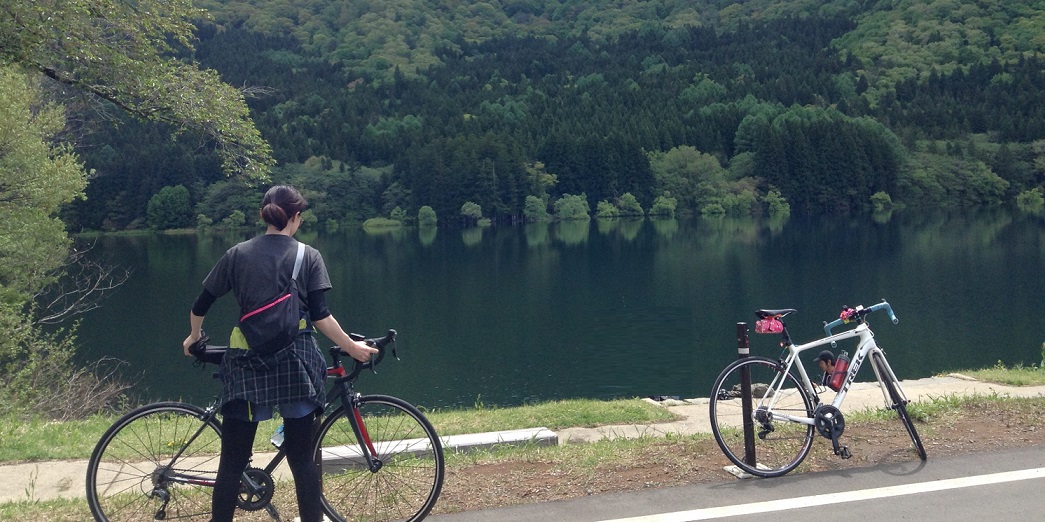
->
[839, 446, 852, 459]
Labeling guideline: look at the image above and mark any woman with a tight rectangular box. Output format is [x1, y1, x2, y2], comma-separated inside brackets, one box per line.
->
[182, 185, 376, 522]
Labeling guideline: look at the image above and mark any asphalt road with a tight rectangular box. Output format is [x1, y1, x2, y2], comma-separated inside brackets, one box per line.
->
[429, 445, 1045, 521]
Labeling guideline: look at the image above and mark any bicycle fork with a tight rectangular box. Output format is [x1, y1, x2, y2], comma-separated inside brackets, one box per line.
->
[338, 388, 384, 473]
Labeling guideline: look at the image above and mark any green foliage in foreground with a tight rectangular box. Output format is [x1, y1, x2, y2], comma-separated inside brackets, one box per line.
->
[950, 361, 1045, 387]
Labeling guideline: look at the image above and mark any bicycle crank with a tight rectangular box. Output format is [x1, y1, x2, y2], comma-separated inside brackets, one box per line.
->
[814, 405, 851, 459]
[237, 467, 275, 511]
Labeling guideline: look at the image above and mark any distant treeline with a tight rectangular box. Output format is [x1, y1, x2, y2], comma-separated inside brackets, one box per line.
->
[64, 1, 1045, 230]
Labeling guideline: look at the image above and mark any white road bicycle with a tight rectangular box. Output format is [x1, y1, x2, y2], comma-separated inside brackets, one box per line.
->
[709, 299, 927, 478]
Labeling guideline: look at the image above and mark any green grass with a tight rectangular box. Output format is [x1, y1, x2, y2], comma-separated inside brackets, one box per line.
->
[425, 398, 676, 435]
[0, 398, 672, 464]
[947, 361, 1045, 386]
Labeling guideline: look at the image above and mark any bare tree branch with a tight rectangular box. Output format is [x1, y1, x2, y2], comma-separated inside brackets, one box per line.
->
[32, 242, 131, 325]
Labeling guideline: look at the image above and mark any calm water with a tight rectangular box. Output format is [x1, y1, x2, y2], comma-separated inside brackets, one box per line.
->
[74, 211, 1045, 409]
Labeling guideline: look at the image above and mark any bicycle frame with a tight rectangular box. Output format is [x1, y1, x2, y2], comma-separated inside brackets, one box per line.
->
[765, 323, 886, 426]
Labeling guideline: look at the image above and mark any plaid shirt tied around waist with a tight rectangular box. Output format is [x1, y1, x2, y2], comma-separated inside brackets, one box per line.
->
[218, 332, 327, 411]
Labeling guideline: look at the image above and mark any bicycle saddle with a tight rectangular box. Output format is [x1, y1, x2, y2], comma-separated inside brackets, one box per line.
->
[755, 308, 797, 319]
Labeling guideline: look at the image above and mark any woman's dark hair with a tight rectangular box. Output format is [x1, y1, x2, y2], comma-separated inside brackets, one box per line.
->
[261, 185, 308, 231]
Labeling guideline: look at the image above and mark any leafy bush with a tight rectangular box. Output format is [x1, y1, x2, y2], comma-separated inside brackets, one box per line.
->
[418, 205, 438, 226]
[616, 193, 644, 216]
[870, 191, 894, 212]
[146, 185, 193, 230]
[764, 190, 791, 217]
[1016, 188, 1044, 214]
[523, 195, 550, 222]
[650, 194, 678, 217]
[701, 203, 726, 216]
[595, 200, 620, 218]
[553, 194, 590, 220]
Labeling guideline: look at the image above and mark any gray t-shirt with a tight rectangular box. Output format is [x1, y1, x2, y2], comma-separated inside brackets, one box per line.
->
[202, 234, 331, 317]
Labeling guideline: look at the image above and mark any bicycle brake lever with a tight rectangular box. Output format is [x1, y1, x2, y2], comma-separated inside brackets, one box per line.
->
[368, 351, 378, 375]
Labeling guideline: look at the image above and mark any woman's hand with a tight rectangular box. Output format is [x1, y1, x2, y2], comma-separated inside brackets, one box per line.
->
[182, 333, 200, 357]
[341, 339, 379, 363]
[314, 315, 379, 362]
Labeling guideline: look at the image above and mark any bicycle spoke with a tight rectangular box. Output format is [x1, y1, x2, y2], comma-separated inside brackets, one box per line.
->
[710, 357, 815, 477]
[317, 396, 444, 522]
[87, 403, 221, 521]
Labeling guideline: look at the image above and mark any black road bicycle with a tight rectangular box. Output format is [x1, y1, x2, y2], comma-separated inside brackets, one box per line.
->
[86, 330, 444, 521]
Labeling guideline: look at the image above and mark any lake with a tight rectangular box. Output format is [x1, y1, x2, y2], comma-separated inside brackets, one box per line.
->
[73, 210, 1044, 410]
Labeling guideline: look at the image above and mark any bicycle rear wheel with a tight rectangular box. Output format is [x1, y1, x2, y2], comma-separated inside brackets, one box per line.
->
[709, 356, 815, 477]
[871, 352, 927, 461]
[315, 394, 444, 522]
[86, 401, 222, 521]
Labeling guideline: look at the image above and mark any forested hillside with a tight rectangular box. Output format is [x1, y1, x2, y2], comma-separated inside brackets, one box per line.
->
[64, 0, 1045, 230]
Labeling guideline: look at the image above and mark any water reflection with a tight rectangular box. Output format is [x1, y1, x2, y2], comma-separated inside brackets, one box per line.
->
[73, 211, 1045, 408]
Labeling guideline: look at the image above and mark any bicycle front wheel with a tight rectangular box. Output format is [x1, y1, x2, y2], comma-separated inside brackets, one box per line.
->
[871, 352, 927, 461]
[86, 401, 222, 521]
[315, 394, 445, 522]
[709, 356, 815, 477]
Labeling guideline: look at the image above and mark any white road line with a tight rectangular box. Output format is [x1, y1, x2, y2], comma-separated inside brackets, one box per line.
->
[598, 467, 1045, 522]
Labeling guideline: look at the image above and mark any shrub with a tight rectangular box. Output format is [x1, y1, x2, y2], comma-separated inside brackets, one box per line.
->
[418, 205, 438, 226]
[764, 190, 791, 217]
[1016, 188, 1044, 214]
[700, 203, 726, 216]
[595, 200, 620, 218]
[617, 193, 644, 216]
[650, 194, 677, 217]
[553, 194, 590, 220]
[523, 195, 550, 222]
[871, 191, 894, 212]
[146, 185, 192, 230]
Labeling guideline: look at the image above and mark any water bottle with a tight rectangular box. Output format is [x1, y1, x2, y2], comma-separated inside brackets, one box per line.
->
[269, 424, 285, 448]
[828, 351, 850, 391]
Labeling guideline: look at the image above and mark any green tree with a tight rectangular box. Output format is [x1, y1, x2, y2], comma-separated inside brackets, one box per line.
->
[595, 201, 620, 218]
[763, 190, 791, 217]
[1, 0, 273, 179]
[1016, 188, 1044, 214]
[460, 201, 482, 225]
[650, 194, 678, 217]
[418, 205, 438, 226]
[616, 193, 644, 216]
[0, 67, 126, 418]
[553, 194, 591, 220]
[523, 195, 551, 222]
[146, 185, 193, 230]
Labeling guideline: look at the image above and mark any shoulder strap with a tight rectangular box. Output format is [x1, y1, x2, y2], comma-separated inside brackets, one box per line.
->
[291, 241, 305, 279]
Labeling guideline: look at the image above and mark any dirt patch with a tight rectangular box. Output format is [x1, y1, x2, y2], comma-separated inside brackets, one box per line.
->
[432, 399, 1045, 516]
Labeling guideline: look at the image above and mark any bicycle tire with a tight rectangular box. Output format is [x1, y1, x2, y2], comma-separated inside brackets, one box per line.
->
[709, 356, 816, 477]
[315, 394, 445, 522]
[86, 401, 222, 522]
[871, 352, 928, 461]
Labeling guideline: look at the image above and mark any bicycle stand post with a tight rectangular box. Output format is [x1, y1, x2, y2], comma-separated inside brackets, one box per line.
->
[737, 322, 756, 467]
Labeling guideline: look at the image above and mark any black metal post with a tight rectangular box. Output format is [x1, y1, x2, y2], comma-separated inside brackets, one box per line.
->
[737, 322, 756, 466]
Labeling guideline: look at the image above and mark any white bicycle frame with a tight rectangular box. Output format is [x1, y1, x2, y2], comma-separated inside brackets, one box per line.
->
[758, 321, 909, 426]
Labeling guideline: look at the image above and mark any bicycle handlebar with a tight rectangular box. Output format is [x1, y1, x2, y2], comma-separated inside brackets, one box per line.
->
[328, 329, 398, 381]
[823, 299, 898, 336]
[188, 330, 399, 382]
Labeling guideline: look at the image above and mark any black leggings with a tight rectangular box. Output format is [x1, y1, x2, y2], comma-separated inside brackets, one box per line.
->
[211, 412, 322, 522]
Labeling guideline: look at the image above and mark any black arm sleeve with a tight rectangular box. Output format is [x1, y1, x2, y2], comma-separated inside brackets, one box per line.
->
[307, 288, 331, 322]
[191, 289, 218, 317]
